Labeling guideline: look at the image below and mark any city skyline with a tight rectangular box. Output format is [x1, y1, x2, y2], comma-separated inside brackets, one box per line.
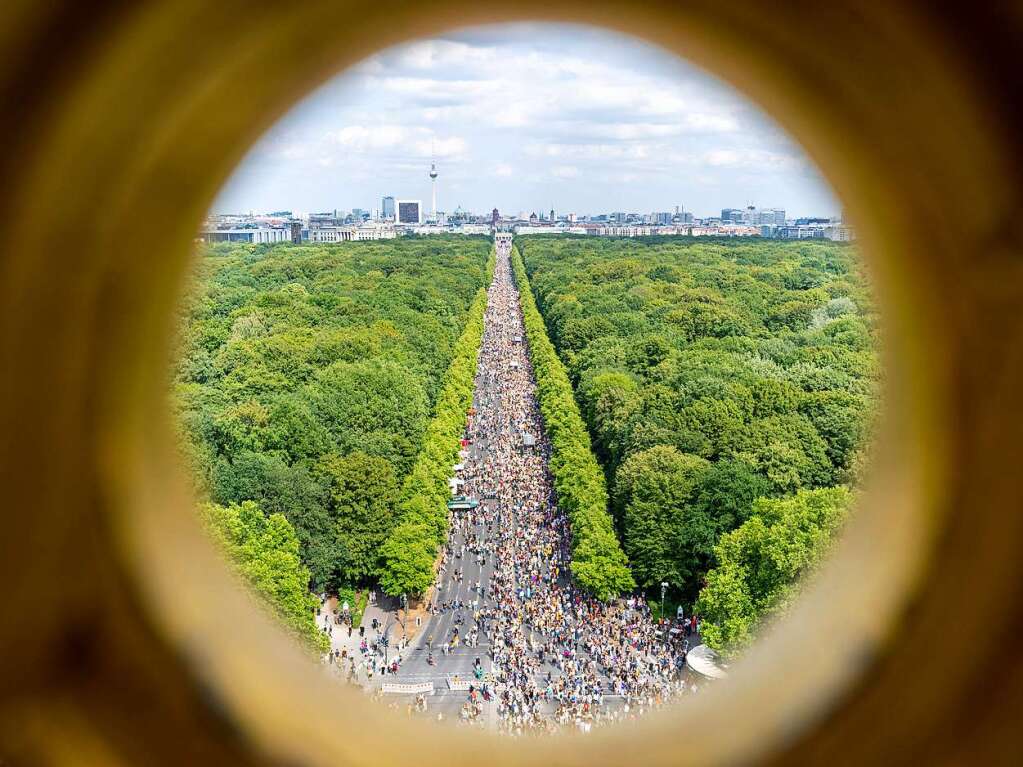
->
[214, 23, 840, 218]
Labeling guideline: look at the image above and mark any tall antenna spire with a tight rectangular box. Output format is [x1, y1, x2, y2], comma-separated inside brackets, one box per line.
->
[429, 140, 439, 221]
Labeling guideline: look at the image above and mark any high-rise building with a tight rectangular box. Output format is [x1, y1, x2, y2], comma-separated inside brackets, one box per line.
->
[721, 208, 744, 223]
[656, 212, 673, 225]
[492, 208, 500, 226]
[381, 196, 395, 220]
[396, 200, 422, 225]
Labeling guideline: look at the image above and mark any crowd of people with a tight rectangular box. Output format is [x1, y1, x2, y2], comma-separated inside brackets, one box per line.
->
[318, 246, 706, 733]
[319, 605, 409, 685]
[426, 247, 701, 734]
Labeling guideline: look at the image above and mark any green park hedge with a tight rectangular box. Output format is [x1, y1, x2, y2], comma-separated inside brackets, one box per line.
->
[377, 253, 495, 597]
[510, 246, 635, 600]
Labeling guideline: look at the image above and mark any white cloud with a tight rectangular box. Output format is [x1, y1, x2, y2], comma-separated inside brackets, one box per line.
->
[323, 125, 467, 160]
[700, 148, 803, 170]
[414, 136, 467, 158]
[394, 39, 499, 71]
[216, 24, 839, 217]
[684, 112, 740, 132]
[526, 142, 655, 162]
[492, 104, 536, 128]
[331, 124, 408, 150]
[704, 149, 741, 167]
[280, 143, 309, 160]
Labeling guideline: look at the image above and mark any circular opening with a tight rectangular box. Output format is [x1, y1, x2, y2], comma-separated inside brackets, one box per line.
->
[132, 19, 927, 764]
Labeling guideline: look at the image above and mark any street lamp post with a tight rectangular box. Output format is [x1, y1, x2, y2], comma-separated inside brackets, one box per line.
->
[401, 593, 408, 640]
[660, 581, 668, 640]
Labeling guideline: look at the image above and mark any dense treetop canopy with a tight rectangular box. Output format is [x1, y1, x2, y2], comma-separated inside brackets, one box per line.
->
[199, 499, 328, 652]
[517, 235, 879, 648]
[175, 237, 491, 591]
[177, 233, 878, 658]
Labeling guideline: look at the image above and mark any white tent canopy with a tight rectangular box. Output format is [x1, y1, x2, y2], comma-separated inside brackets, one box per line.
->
[687, 644, 728, 680]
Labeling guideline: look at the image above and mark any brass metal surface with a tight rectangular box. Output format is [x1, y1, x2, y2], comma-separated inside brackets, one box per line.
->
[1, 1, 1021, 765]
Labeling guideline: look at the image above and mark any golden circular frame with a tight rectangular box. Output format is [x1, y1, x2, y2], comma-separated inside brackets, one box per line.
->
[2, 1, 1022, 765]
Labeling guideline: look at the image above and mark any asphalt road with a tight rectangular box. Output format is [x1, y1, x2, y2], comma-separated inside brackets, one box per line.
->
[334, 243, 702, 731]
[375, 243, 518, 724]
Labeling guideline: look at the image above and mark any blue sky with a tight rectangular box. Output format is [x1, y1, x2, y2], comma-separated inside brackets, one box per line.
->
[214, 24, 839, 218]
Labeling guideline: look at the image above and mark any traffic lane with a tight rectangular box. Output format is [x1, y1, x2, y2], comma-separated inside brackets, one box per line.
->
[396, 522, 495, 680]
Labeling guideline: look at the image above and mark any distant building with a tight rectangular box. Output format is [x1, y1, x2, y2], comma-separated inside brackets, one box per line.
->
[778, 225, 826, 239]
[721, 208, 744, 223]
[396, 200, 422, 225]
[308, 227, 348, 243]
[492, 208, 500, 226]
[411, 224, 448, 235]
[201, 227, 290, 245]
[459, 224, 491, 235]
[289, 220, 303, 244]
[309, 212, 341, 229]
[758, 208, 786, 225]
[825, 224, 855, 241]
[309, 225, 397, 242]
[655, 211, 673, 225]
[381, 196, 395, 220]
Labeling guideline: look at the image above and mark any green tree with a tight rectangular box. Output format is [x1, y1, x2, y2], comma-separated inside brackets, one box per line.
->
[199, 500, 327, 652]
[378, 522, 437, 597]
[175, 237, 492, 593]
[378, 280, 491, 597]
[614, 446, 710, 590]
[317, 451, 399, 584]
[695, 486, 851, 656]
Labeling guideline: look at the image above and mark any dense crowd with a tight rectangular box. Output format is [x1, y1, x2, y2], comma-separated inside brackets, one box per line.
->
[432, 247, 700, 734]
[318, 247, 705, 732]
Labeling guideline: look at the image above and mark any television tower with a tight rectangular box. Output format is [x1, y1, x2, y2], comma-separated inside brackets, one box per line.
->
[429, 154, 439, 221]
